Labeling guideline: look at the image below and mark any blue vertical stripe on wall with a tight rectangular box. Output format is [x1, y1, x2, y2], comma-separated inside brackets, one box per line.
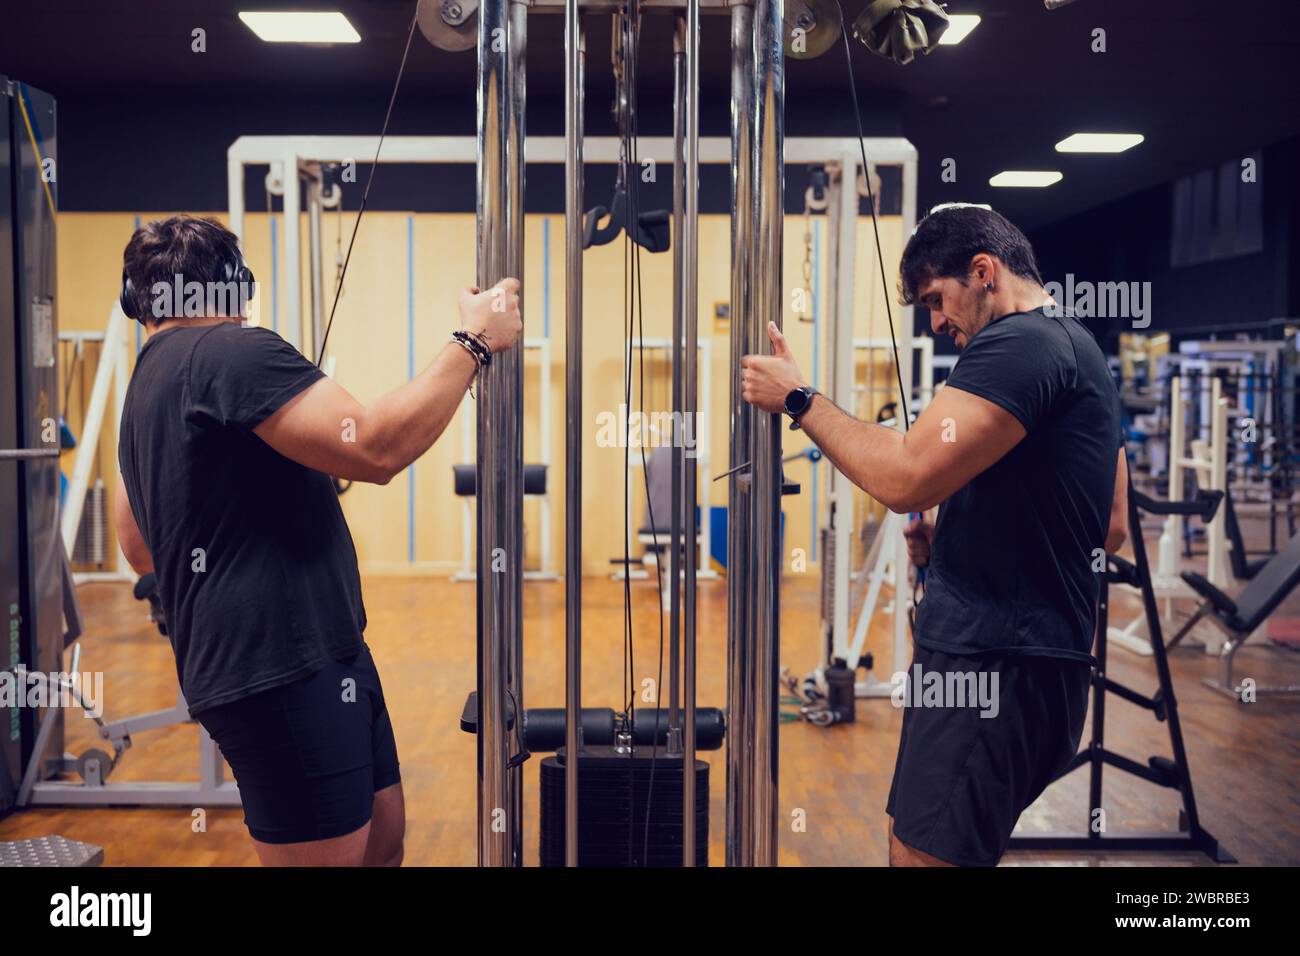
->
[407, 215, 416, 564]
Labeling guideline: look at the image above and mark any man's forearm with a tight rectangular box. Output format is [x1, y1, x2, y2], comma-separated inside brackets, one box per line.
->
[799, 394, 916, 511]
[364, 341, 479, 478]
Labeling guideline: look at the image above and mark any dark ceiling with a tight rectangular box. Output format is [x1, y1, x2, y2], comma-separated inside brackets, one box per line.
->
[2, 0, 1299, 228]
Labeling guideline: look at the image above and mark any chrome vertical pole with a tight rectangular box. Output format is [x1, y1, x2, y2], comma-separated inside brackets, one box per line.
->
[475, 0, 521, 868]
[726, 0, 755, 868]
[667, 20, 685, 757]
[563, 0, 585, 869]
[504, 0, 527, 869]
[830, 160, 856, 670]
[749, 0, 784, 867]
[681, 0, 701, 867]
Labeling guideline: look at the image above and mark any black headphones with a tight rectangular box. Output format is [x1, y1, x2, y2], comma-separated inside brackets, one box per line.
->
[120, 238, 257, 322]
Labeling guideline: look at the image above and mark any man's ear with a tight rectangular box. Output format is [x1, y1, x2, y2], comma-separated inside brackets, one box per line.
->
[968, 253, 996, 287]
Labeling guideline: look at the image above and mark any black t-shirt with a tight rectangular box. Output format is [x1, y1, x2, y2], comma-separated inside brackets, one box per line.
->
[118, 322, 366, 713]
[914, 308, 1120, 663]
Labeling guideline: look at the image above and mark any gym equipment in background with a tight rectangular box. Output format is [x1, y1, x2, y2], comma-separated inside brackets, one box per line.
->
[56, 312, 134, 585]
[1, 76, 62, 819]
[611, 340, 719, 591]
[1109, 372, 1232, 656]
[14, 572, 240, 809]
[273, 0, 920, 864]
[1008, 474, 1234, 861]
[1168, 489, 1300, 698]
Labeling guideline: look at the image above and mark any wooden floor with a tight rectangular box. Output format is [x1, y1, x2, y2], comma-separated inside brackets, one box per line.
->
[2, 566, 1298, 866]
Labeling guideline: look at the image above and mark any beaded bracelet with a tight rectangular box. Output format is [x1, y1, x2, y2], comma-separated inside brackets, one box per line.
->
[451, 330, 491, 368]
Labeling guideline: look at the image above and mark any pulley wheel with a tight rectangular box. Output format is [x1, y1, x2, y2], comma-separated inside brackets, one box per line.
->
[784, 0, 843, 61]
[417, 0, 478, 53]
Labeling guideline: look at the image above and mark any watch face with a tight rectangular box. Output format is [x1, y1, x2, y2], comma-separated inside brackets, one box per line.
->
[786, 387, 812, 416]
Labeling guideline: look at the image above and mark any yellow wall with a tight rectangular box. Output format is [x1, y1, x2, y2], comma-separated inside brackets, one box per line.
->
[55, 210, 913, 576]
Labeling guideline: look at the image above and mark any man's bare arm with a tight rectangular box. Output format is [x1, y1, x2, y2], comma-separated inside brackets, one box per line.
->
[1106, 448, 1128, 553]
[254, 343, 478, 485]
[253, 280, 521, 485]
[797, 383, 1028, 513]
[115, 476, 154, 574]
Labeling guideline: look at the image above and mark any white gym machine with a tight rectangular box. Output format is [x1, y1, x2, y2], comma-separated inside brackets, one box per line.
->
[613, 336, 718, 587]
[58, 307, 133, 585]
[1109, 372, 1233, 656]
[799, 155, 925, 702]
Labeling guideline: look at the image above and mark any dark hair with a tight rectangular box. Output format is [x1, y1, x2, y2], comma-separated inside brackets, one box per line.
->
[898, 205, 1043, 305]
[122, 215, 244, 325]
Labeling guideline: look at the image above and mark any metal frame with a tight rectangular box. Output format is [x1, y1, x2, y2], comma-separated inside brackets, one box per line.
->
[453, 335, 558, 581]
[226, 38, 918, 872]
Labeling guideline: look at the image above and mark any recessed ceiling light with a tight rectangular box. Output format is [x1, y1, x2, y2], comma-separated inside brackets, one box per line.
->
[939, 15, 981, 45]
[238, 11, 361, 44]
[989, 171, 1063, 188]
[1055, 133, 1145, 153]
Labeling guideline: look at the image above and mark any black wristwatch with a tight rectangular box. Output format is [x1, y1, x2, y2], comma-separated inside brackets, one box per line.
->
[784, 386, 818, 430]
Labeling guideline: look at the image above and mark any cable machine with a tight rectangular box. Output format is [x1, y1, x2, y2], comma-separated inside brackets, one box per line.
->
[420, 0, 790, 867]
[235, 0, 933, 867]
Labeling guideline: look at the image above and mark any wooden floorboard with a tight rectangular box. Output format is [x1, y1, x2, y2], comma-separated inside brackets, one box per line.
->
[2, 565, 1297, 867]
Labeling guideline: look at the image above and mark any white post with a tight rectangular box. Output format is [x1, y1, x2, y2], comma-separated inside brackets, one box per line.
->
[282, 149, 302, 351]
[227, 156, 245, 246]
[63, 305, 127, 555]
[918, 335, 934, 407]
[1208, 376, 1228, 587]
[1158, 375, 1184, 581]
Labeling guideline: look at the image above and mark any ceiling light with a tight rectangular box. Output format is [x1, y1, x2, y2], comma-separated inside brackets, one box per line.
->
[938, 15, 981, 45]
[1055, 133, 1145, 153]
[238, 11, 361, 44]
[989, 171, 1063, 188]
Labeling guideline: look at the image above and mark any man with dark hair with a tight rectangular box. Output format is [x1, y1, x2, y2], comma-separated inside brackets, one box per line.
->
[114, 215, 521, 866]
[741, 204, 1127, 866]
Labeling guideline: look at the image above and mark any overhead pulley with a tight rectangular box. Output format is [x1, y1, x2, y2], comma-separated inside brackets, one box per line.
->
[417, 0, 478, 53]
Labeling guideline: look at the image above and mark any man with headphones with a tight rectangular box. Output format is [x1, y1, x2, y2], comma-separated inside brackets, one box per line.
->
[114, 214, 521, 865]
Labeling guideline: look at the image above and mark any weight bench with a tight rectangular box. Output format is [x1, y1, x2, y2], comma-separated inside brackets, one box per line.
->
[1170, 529, 1300, 699]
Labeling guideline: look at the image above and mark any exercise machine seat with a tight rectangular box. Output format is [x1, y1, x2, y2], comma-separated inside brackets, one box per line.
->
[1182, 531, 1300, 634]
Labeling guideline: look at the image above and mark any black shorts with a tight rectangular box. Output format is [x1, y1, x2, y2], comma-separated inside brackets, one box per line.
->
[196, 642, 401, 845]
[886, 643, 1090, 866]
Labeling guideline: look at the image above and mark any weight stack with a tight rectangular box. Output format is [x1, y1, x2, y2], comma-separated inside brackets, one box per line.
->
[539, 747, 708, 867]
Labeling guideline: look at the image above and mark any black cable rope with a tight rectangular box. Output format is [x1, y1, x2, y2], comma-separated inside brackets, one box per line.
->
[314, 4, 420, 368]
[835, 0, 910, 433]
